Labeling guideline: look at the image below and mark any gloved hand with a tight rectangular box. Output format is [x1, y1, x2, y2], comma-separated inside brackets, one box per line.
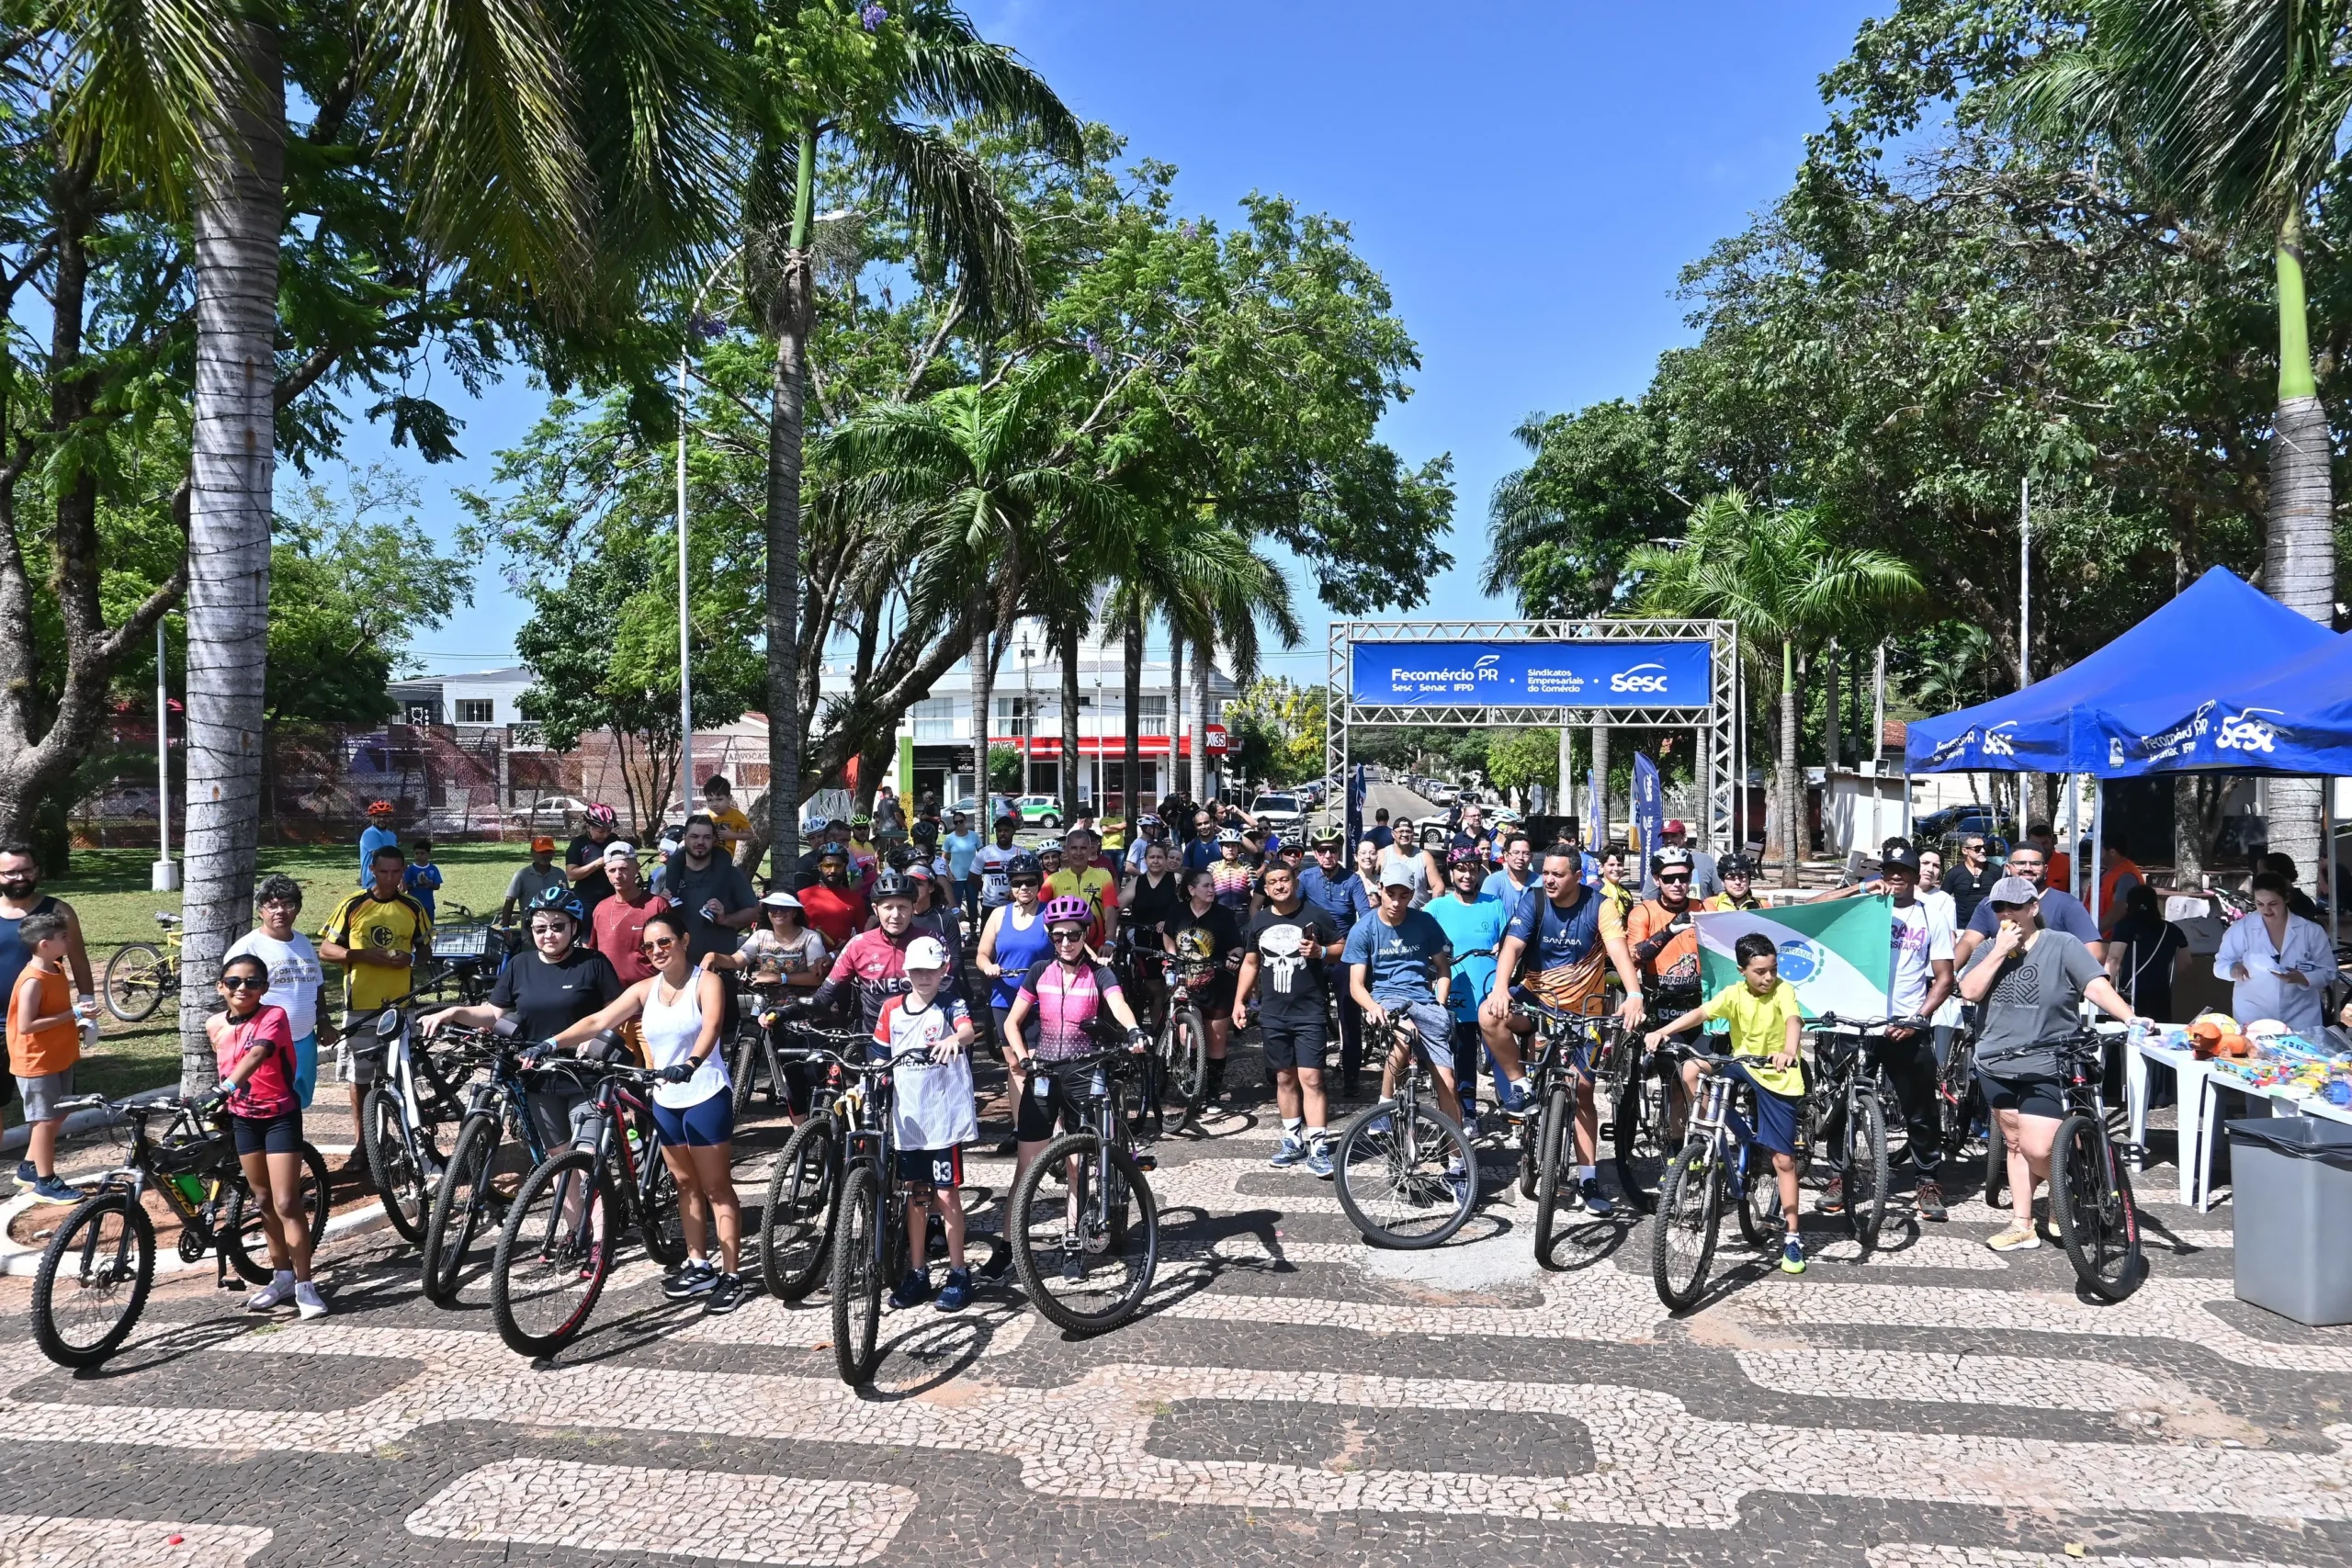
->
[193, 1088, 229, 1116]
[774, 1000, 809, 1023]
[1126, 1026, 1151, 1052]
[660, 1059, 699, 1084]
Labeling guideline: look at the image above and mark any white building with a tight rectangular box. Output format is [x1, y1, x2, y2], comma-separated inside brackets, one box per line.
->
[387, 667, 537, 729]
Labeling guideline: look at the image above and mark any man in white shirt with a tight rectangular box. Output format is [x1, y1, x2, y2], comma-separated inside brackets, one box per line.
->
[1883, 848, 1955, 1219]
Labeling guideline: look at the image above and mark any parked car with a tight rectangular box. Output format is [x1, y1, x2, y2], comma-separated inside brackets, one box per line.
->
[1013, 795, 1066, 829]
[507, 795, 588, 831]
[1914, 804, 2017, 849]
[1249, 792, 1304, 833]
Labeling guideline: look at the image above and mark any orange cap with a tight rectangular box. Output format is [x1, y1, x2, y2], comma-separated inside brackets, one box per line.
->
[531, 835, 556, 852]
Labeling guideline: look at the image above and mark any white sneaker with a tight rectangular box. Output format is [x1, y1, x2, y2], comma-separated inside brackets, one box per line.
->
[294, 1282, 329, 1320]
[245, 1275, 297, 1312]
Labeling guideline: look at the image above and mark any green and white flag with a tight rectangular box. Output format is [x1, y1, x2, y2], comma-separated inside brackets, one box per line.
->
[1697, 897, 1894, 1021]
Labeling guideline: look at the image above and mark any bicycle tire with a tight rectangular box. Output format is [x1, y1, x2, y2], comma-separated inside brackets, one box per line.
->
[361, 1087, 430, 1245]
[30, 1191, 155, 1369]
[221, 1141, 332, 1287]
[1611, 1066, 1667, 1214]
[421, 1114, 503, 1304]
[639, 1150, 688, 1267]
[1984, 1113, 2009, 1211]
[1332, 1096, 1476, 1249]
[2052, 1111, 2146, 1302]
[1651, 1136, 1722, 1311]
[1845, 1087, 1889, 1252]
[729, 1027, 762, 1117]
[1736, 1159, 1783, 1251]
[759, 1115, 838, 1301]
[102, 942, 169, 1023]
[490, 1149, 614, 1359]
[1532, 1078, 1573, 1263]
[830, 1160, 885, 1386]
[1009, 1131, 1159, 1335]
[1162, 1007, 1207, 1122]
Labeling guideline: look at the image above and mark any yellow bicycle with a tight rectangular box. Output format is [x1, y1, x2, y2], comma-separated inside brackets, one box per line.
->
[102, 912, 184, 1022]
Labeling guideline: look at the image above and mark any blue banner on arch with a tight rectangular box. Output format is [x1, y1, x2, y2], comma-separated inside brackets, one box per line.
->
[1349, 640, 1712, 708]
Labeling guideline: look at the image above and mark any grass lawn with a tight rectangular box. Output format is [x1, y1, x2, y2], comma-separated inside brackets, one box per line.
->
[28, 841, 546, 1104]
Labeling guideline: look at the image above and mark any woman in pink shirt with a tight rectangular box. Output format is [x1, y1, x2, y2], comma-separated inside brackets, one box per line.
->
[208, 953, 324, 1317]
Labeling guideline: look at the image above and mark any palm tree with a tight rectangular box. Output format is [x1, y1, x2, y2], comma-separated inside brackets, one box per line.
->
[738, 0, 1082, 874]
[1627, 492, 1917, 883]
[2004, 0, 2346, 869]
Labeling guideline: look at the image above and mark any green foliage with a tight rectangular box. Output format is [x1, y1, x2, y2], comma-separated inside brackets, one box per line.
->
[1223, 677, 1325, 784]
[1484, 402, 1688, 617]
[987, 745, 1022, 791]
[1485, 728, 1563, 798]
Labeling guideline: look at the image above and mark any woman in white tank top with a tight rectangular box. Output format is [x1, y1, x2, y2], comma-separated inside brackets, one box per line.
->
[554, 909, 745, 1312]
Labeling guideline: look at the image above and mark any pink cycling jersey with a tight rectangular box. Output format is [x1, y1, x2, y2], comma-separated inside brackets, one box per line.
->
[1015, 957, 1124, 1062]
[811, 928, 961, 1032]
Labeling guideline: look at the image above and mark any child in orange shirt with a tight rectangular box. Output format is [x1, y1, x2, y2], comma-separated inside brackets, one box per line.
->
[8, 911, 85, 1202]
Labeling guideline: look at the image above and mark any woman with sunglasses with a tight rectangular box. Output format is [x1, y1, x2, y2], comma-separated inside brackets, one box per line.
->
[977, 852, 1052, 1049]
[1002, 897, 1150, 1206]
[1166, 866, 1245, 1103]
[207, 953, 324, 1317]
[551, 909, 744, 1311]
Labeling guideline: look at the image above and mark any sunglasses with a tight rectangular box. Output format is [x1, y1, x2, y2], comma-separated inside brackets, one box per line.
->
[639, 934, 679, 955]
[1010, 877, 1043, 888]
[1964, 842, 1986, 852]
[1050, 928, 1088, 942]
[1990, 901, 2030, 914]
[220, 975, 267, 991]
[1657, 874, 1690, 884]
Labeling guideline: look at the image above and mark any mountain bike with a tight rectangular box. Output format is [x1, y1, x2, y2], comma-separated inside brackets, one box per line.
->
[102, 912, 184, 1022]
[1804, 1013, 1905, 1252]
[1651, 1055, 1784, 1310]
[1936, 1015, 1986, 1166]
[487, 1044, 687, 1359]
[1008, 1031, 1161, 1335]
[1148, 931, 1219, 1128]
[352, 1001, 475, 1246]
[1332, 1010, 1477, 1249]
[729, 976, 800, 1118]
[28, 1093, 329, 1368]
[1611, 986, 1700, 1213]
[419, 1023, 558, 1305]
[1510, 997, 1620, 1260]
[756, 1021, 875, 1302]
[2044, 1022, 2147, 1301]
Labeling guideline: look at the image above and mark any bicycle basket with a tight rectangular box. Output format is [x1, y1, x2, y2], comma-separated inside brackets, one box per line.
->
[432, 921, 498, 961]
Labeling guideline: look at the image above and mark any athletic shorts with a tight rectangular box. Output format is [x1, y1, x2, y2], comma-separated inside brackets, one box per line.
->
[1260, 1017, 1329, 1073]
[1013, 1061, 1090, 1143]
[650, 1091, 734, 1149]
[896, 1145, 964, 1190]
[1716, 1057, 1804, 1158]
[230, 1107, 303, 1158]
[1979, 1066, 2066, 1122]
[15, 1068, 73, 1122]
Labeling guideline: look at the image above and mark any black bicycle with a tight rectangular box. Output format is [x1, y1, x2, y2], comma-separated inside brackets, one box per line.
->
[1008, 1032, 1161, 1335]
[419, 1022, 558, 1306]
[488, 1043, 687, 1358]
[1611, 987, 1700, 1213]
[756, 1020, 876, 1303]
[729, 977, 800, 1118]
[1805, 1012, 1905, 1253]
[28, 1093, 330, 1367]
[2041, 1023, 2147, 1301]
[1332, 1010, 1477, 1248]
[1510, 997, 1621, 1260]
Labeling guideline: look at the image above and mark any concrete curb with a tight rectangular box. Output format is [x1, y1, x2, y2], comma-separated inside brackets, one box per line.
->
[1, 1084, 179, 1156]
[0, 1185, 391, 1279]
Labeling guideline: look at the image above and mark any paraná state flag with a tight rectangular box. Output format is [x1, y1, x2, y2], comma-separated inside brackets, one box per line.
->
[1697, 896, 1894, 1021]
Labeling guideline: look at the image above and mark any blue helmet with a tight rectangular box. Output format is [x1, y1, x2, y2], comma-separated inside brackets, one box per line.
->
[526, 885, 586, 924]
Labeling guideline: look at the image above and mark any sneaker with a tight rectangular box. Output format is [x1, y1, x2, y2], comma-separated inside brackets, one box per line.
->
[246, 1275, 297, 1312]
[1914, 1179, 1948, 1223]
[29, 1176, 78, 1204]
[1579, 1177, 1614, 1219]
[14, 1159, 34, 1183]
[1781, 1236, 1806, 1275]
[294, 1282, 329, 1320]
[1815, 1174, 1846, 1215]
[935, 1266, 972, 1312]
[576, 1244, 604, 1281]
[704, 1273, 747, 1314]
[888, 1269, 932, 1310]
[1060, 1250, 1086, 1284]
[1269, 1132, 1307, 1169]
[1985, 1224, 2041, 1253]
[1305, 1143, 1334, 1180]
[662, 1259, 718, 1300]
[1501, 1079, 1533, 1115]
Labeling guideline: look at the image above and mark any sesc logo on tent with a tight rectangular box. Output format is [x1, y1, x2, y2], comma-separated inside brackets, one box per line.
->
[1774, 939, 1820, 984]
[1610, 662, 1669, 694]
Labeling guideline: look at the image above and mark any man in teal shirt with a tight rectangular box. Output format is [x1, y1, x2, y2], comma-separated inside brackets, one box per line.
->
[1425, 846, 1507, 1122]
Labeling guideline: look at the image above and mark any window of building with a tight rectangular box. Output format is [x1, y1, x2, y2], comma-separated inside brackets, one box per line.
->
[1137, 694, 1169, 737]
[454, 698, 495, 725]
[911, 697, 956, 739]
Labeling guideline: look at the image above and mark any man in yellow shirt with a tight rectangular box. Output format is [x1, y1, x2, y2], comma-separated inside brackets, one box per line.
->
[701, 774, 753, 860]
[318, 842, 434, 1152]
[1046, 826, 1116, 946]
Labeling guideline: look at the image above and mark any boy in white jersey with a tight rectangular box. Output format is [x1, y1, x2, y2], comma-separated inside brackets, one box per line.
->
[873, 935, 979, 1311]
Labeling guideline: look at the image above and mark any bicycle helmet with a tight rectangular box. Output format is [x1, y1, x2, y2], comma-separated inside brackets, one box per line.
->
[850, 812, 874, 830]
[366, 800, 395, 817]
[871, 868, 915, 901]
[583, 802, 617, 829]
[1216, 827, 1244, 846]
[1042, 896, 1093, 928]
[911, 819, 939, 844]
[526, 885, 586, 923]
[1651, 845, 1696, 875]
[1006, 852, 1043, 877]
[1719, 852, 1754, 878]
[1446, 844, 1486, 869]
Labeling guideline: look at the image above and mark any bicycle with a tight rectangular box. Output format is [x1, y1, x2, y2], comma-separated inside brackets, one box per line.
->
[487, 1043, 687, 1358]
[421, 907, 506, 1007]
[756, 1020, 876, 1303]
[1611, 987, 1700, 1213]
[102, 912, 184, 1022]
[1805, 1012, 1904, 1253]
[1331, 1010, 1477, 1249]
[351, 1001, 476, 1247]
[1651, 1055, 1787, 1310]
[1147, 931, 1218, 1128]
[28, 1093, 330, 1368]
[729, 976, 799, 1119]
[2018, 1022, 2147, 1302]
[1510, 997, 1621, 1261]
[1007, 1031, 1161, 1336]
[418, 1023, 558, 1305]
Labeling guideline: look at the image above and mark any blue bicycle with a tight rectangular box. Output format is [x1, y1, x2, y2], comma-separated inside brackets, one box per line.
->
[1650, 1050, 1786, 1309]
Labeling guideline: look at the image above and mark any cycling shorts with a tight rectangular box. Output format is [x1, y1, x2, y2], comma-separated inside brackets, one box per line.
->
[896, 1145, 964, 1190]
[1978, 1066, 2065, 1121]
[650, 1092, 733, 1149]
[1013, 1061, 1093, 1143]
[230, 1107, 303, 1158]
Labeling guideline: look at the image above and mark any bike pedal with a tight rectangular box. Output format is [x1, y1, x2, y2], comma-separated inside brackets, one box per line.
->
[219, 1276, 246, 1292]
[1132, 1153, 1157, 1172]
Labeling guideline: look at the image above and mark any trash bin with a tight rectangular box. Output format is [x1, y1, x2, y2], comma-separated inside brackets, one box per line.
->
[2226, 1117, 2352, 1326]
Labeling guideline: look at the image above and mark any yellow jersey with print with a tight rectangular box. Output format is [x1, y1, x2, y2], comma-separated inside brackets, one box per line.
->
[1046, 864, 1117, 942]
[707, 805, 752, 849]
[1700, 978, 1804, 1098]
[319, 888, 432, 1013]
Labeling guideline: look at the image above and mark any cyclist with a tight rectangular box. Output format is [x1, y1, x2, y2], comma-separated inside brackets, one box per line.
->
[1124, 814, 1170, 878]
[1482, 844, 1644, 1214]
[708, 890, 830, 1124]
[1235, 859, 1346, 1176]
[1048, 827, 1117, 945]
[1623, 845, 1703, 1032]
[1703, 853, 1762, 912]
[1819, 848, 1955, 1221]
[226, 874, 330, 1110]
[318, 843, 432, 1160]
[976, 815, 1021, 914]
[1641, 931, 1809, 1274]
[1117, 840, 1185, 1026]
[205, 952, 325, 1315]
[1427, 847, 1507, 1124]
[1001, 896, 1152, 1241]
[358, 800, 399, 885]
[588, 843, 670, 986]
[1209, 828, 1255, 914]
[874, 935, 980, 1312]
[798, 846, 869, 952]
[1167, 867, 1246, 1103]
[549, 908, 744, 1312]
[565, 803, 624, 912]
[846, 813, 880, 885]
[662, 815, 760, 967]
[978, 852, 1052, 1046]
[1481, 830, 1537, 908]
[797, 869, 959, 1032]
[1344, 861, 1466, 1195]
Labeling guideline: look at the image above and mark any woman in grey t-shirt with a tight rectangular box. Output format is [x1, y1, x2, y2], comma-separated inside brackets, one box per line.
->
[1957, 876, 2143, 1254]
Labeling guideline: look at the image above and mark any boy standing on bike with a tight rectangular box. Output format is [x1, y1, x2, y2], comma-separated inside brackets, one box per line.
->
[1235, 860, 1345, 1177]
[874, 936, 979, 1313]
[1644, 931, 1808, 1274]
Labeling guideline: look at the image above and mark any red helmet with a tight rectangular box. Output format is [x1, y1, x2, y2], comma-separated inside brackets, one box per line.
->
[366, 800, 395, 817]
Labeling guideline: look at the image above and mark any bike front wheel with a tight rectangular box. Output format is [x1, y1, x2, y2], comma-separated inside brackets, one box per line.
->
[31, 1191, 156, 1368]
[361, 1087, 430, 1245]
[1652, 1136, 1724, 1311]
[490, 1149, 614, 1359]
[1332, 1097, 1476, 1249]
[1611, 1065, 1671, 1214]
[830, 1160, 886, 1385]
[1844, 1088, 1890, 1252]
[1010, 1131, 1159, 1335]
[102, 942, 170, 1022]
[1532, 1078, 1573, 1263]
[760, 1115, 839, 1302]
[1160, 1007, 1207, 1122]
[421, 1115, 503, 1304]
[221, 1141, 332, 1286]
[2051, 1111, 2146, 1301]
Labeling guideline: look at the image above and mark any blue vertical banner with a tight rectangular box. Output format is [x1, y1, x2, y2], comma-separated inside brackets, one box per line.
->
[1586, 768, 1602, 848]
[1347, 762, 1367, 848]
[1632, 752, 1663, 876]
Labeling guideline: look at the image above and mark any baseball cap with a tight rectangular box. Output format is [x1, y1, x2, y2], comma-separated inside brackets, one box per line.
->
[1989, 875, 2040, 906]
[1882, 848, 1922, 875]
[1663, 819, 1687, 837]
[602, 840, 636, 863]
[760, 889, 802, 908]
[904, 935, 949, 970]
[1380, 859, 1419, 889]
[531, 835, 556, 852]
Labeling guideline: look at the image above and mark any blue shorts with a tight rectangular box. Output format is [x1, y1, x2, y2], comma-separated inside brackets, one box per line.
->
[1717, 1057, 1805, 1158]
[291, 1032, 318, 1110]
[650, 1092, 734, 1149]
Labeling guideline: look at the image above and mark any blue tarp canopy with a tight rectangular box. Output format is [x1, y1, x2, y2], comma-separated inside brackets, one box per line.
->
[2081, 627, 2352, 778]
[1903, 568, 2336, 775]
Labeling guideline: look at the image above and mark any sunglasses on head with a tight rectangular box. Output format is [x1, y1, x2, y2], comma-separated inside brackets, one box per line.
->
[220, 975, 267, 991]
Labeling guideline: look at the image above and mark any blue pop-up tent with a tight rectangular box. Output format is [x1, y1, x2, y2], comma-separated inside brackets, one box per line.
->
[1904, 568, 2337, 775]
[2081, 628, 2352, 778]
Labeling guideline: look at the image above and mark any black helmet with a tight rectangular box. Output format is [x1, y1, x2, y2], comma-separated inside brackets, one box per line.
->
[871, 868, 915, 901]
[1719, 852, 1754, 878]
[1007, 852, 1043, 877]
[526, 885, 586, 923]
[911, 819, 939, 844]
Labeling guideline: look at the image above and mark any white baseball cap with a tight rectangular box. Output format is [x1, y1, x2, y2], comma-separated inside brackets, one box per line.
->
[760, 889, 803, 909]
[602, 840, 637, 863]
[904, 935, 950, 970]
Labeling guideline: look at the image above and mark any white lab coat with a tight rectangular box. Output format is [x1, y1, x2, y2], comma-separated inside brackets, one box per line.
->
[2212, 911, 2335, 1036]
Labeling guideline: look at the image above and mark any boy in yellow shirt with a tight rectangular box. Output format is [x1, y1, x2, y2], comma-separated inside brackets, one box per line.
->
[1645, 931, 1808, 1274]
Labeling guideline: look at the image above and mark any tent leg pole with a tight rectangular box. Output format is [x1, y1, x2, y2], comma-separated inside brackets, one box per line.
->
[2325, 776, 2337, 957]
[2089, 780, 2104, 937]
[1901, 770, 1912, 839]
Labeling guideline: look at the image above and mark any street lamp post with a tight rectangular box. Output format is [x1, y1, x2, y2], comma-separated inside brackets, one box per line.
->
[1018, 638, 1035, 798]
[1093, 673, 1103, 815]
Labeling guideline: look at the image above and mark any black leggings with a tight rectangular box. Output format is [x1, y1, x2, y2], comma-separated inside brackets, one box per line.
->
[1820, 1032, 1944, 1178]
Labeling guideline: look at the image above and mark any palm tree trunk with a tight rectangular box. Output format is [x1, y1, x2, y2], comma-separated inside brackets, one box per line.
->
[180, 23, 284, 1093]
[1778, 642, 1801, 886]
[1168, 626, 1185, 807]
[1057, 615, 1081, 815]
[1591, 724, 1610, 845]
[2265, 206, 2335, 880]
[969, 617, 991, 813]
[1191, 637, 1213, 803]
[763, 125, 818, 883]
[1123, 606, 1144, 841]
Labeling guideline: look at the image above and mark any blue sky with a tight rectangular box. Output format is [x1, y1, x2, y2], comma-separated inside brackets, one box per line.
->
[376, 1, 1880, 679]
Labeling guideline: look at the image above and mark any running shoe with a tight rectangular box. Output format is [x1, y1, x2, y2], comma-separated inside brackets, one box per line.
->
[14, 1159, 35, 1184]
[1305, 1144, 1334, 1180]
[704, 1273, 747, 1314]
[888, 1269, 932, 1310]
[245, 1275, 297, 1312]
[1060, 1250, 1085, 1284]
[1815, 1173, 1847, 1215]
[935, 1266, 972, 1312]
[1914, 1179, 1948, 1223]
[294, 1282, 329, 1320]
[1985, 1224, 2041, 1252]
[662, 1259, 717, 1300]
[1781, 1236, 1806, 1275]
[1500, 1078, 1534, 1115]
[29, 1176, 77, 1204]
[1579, 1177, 1614, 1218]
[1268, 1132, 1307, 1169]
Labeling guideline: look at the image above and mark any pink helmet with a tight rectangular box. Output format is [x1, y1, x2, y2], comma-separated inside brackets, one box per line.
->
[1041, 896, 1093, 929]
[584, 802, 618, 828]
